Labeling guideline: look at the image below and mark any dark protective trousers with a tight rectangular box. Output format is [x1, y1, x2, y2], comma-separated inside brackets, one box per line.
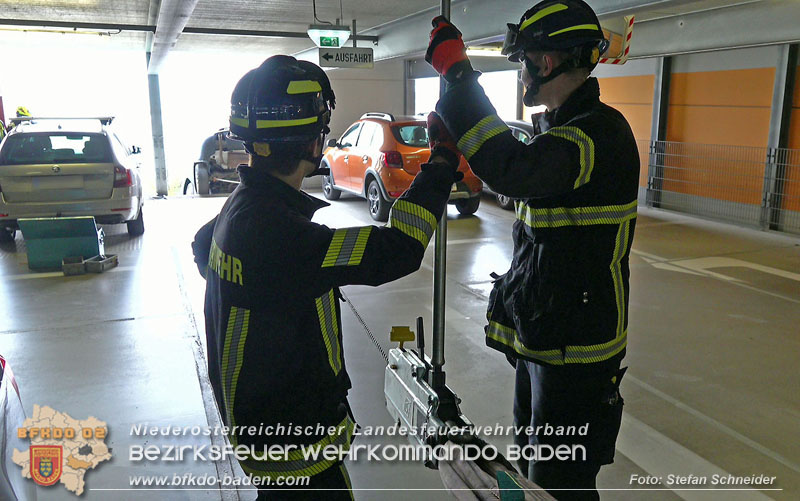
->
[255, 462, 353, 501]
[513, 360, 626, 501]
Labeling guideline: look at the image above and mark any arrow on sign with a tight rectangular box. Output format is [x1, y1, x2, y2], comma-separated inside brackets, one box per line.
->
[322, 53, 333, 61]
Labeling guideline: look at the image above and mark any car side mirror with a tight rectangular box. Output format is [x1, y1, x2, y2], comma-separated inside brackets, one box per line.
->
[131, 146, 142, 154]
[327, 138, 338, 148]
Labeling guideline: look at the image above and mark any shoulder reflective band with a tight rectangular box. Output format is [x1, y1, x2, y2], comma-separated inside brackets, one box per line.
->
[231, 116, 318, 129]
[241, 415, 356, 479]
[549, 24, 600, 37]
[287, 80, 323, 94]
[221, 306, 251, 442]
[457, 114, 510, 161]
[316, 289, 343, 375]
[544, 126, 594, 188]
[516, 200, 637, 228]
[388, 199, 437, 248]
[487, 320, 628, 365]
[322, 227, 372, 267]
[519, 3, 568, 32]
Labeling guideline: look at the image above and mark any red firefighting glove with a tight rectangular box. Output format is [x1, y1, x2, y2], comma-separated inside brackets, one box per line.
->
[425, 16, 474, 82]
[426, 112, 464, 182]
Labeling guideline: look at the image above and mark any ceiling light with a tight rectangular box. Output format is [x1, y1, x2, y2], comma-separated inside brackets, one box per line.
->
[465, 48, 506, 58]
[307, 24, 350, 48]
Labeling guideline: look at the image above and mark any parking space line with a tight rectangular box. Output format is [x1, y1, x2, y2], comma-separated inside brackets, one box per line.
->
[617, 413, 775, 500]
[627, 374, 800, 475]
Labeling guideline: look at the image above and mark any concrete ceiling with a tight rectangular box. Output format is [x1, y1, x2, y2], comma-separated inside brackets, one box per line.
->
[0, 0, 440, 69]
[0, 0, 797, 72]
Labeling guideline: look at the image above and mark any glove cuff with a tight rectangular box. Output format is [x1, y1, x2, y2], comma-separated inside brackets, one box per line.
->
[428, 145, 460, 170]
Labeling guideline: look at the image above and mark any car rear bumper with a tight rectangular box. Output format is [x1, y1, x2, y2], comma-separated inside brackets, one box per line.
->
[382, 170, 482, 202]
[0, 189, 140, 228]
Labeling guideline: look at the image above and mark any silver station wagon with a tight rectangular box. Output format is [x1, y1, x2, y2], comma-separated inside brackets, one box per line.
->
[0, 117, 144, 241]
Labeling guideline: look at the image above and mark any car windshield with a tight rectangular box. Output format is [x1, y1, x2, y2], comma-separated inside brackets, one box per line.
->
[0, 133, 112, 165]
[392, 125, 428, 147]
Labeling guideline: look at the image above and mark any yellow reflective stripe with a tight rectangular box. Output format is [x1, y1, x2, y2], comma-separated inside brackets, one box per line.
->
[322, 227, 372, 267]
[487, 320, 627, 365]
[544, 126, 594, 188]
[287, 80, 322, 94]
[457, 114, 509, 160]
[564, 331, 627, 363]
[515, 200, 637, 228]
[486, 321, 564, 364]
[549, 23, 600, 37]
[241, 416, 355, 478]
[388, 199, 437, 248]
[520, 3, 568, 31]
[610, 219, 631, 341]
[220, 306, 237, 429]
[230, 116, 318, 129]
[221, 306, 250, 444]
[315, 289, 342, 375]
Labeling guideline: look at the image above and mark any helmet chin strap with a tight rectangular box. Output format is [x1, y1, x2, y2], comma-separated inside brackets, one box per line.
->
[305, 129, 330, 178]
[521, 56, 572, 107]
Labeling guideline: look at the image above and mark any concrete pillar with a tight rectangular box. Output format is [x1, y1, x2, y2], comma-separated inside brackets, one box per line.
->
[647, 56, 671, 209]
[146, 52, 169, 197]
[761, 44, 798, 230]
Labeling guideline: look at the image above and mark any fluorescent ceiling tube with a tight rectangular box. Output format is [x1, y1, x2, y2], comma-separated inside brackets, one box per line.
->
[307, 24, 351, 48]
[465, 48, 506, 58]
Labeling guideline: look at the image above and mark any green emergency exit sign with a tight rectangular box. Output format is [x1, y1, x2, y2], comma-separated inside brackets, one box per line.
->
[320, 37, 340, 47]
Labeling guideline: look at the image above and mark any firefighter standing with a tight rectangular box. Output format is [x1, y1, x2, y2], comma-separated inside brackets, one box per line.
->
[192, 55, 461, 499]
[425, 1, 638, 499]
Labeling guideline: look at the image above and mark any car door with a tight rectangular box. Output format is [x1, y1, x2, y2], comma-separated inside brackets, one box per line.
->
[330, 123, 361, 190]
[350, 121, 380, 192]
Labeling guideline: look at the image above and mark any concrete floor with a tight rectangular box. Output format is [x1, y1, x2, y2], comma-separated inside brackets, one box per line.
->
[1, 190, 798, 501]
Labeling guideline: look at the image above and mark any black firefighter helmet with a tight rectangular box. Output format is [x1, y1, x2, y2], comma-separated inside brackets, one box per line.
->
[229, 55, 336, 157]
[502, 0, 609, 105]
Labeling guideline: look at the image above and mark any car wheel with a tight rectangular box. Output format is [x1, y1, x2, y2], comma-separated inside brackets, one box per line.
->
[455, 196, 481, 215]
[0, 228, 16, 243]
[183, 178, 196, 195]
[127, 208, 145, 237]
[195, 163, 210, 195]
[496, 193, 515, 210]
[322, 168, 341, 201]
[367, 179, 391, 222]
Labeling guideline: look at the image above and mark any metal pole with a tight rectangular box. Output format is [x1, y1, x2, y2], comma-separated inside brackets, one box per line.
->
[352, 19, 357, 47]
[146, 52, 169, 197]
[431, 0, 451, 380]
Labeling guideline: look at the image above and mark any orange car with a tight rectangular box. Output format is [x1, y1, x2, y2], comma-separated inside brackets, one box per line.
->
[321, 113, 483, 221]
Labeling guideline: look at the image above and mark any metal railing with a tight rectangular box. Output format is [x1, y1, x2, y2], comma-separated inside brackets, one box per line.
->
[639, 140, 800, 235]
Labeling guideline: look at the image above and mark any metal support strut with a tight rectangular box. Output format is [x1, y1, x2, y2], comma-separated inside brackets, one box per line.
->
[430, 0, 451, 391]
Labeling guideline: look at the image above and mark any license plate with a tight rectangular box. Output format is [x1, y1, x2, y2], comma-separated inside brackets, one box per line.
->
[33, 176, 84, 190]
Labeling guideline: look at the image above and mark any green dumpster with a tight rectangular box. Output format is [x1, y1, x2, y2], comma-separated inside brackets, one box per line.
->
[17, 217, 104, 271]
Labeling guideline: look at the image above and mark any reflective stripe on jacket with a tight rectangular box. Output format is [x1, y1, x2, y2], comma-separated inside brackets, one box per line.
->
[437, 77, 639, 369]
[192, 164, 453, 476]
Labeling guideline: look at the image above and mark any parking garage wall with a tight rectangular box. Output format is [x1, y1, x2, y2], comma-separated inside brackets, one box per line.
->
[591, 46, 800, 233]
[593, 58, 656, 192]
[325, 59, 406, 139]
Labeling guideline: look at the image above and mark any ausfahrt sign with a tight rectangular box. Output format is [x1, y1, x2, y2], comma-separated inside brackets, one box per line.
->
[319, 47, 374, 69]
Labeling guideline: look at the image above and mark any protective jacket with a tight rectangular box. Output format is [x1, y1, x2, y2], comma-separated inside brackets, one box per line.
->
[192, 164, 453, 479]
[437, 76, 639, 371]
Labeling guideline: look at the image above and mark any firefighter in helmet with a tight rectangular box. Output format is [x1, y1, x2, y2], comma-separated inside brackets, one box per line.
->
[192, 55, 462, 499]
[426, 1, 639, 498]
